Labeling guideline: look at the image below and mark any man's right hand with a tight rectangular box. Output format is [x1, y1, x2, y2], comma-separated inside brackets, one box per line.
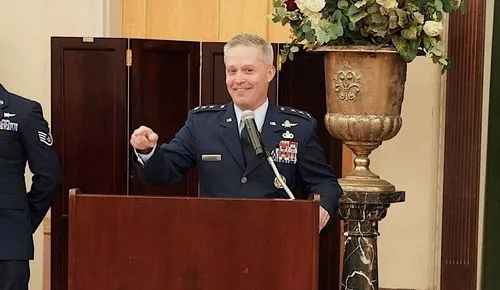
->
[130, 126, 159, 154]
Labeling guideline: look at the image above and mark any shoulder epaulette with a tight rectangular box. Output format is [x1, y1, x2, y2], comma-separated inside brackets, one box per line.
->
[192, 104, 227, 113]
[278, 106, 313, 120]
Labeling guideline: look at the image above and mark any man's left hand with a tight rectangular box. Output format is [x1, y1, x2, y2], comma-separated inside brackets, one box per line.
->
[319, 206, 330, 232]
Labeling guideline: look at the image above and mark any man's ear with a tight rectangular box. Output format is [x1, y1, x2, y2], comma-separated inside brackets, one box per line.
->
[267, 65, 276, 82]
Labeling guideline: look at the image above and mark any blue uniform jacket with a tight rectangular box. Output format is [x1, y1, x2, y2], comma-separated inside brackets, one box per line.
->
[140, 102, 341, 215]
[0, 84, 60, 260]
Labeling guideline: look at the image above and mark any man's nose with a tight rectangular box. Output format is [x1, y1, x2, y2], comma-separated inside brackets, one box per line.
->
[234, 72, 246, 83]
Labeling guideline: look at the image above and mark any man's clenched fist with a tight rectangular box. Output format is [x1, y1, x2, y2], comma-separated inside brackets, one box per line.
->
[130, 126, 159, 154]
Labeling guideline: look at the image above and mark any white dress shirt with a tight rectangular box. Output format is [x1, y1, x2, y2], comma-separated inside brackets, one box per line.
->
[234, 99, 268, 135]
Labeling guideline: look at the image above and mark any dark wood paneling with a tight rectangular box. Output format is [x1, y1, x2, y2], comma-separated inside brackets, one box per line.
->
[482, 3, 500, 289]
[51, 37, 128, 290]
[129, 39, 200, 196]
[441, 1, 486, 289]
[278, 48, 343, 290]
[201, 42, 278, 105]
[51, 38, 345, 290]
[69, 192, 319, 290]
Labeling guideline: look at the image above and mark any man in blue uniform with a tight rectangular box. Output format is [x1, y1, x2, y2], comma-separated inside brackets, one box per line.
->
[0, 84, 60, 290]
[130, 34, 342, 231]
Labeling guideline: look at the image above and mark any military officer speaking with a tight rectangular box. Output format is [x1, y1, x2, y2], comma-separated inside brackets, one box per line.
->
[130, 34, 342, 232]
[0, 84, 60, 290]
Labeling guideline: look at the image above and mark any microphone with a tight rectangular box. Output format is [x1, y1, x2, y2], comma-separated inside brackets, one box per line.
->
[241, 110, 295, 200]
[241, 110, 266, 158]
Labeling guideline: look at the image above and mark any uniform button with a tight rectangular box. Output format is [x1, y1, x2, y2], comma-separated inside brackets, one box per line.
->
[241, 176, 248, 184]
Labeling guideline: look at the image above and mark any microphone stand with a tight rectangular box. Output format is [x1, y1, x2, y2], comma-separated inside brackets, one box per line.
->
[264, 151, 295, 200]
[242, 110, 295, 200]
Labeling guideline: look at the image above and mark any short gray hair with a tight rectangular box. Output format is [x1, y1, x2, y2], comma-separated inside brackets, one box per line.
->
[223, 34, 274, 66]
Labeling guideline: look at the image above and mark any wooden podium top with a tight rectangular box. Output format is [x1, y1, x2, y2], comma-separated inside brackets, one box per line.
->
[68, 190, 319, 290]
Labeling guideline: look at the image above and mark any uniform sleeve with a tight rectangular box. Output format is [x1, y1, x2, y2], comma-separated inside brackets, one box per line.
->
[297, 119, 342, 216]
[139, 111, 197, 186]
[20, 102, 61, 232]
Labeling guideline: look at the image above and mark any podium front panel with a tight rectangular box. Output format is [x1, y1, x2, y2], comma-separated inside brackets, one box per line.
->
[69, 194, 319, 290]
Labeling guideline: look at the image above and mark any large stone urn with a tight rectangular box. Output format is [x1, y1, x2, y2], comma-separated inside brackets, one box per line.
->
[317, 46, 407, 192]
[316, 46, 407, 290]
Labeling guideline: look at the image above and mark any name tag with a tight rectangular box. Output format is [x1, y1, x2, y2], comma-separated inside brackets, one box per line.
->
[201, 154, 222, 161]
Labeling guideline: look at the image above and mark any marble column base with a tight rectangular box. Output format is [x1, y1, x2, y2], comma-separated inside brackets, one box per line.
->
[339, 191, 405, 290]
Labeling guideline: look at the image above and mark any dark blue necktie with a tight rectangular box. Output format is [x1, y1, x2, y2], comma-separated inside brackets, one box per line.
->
[240, 124, 257, 167]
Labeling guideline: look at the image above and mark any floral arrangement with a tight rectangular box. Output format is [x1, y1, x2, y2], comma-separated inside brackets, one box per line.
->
[271, 0, 465, 72]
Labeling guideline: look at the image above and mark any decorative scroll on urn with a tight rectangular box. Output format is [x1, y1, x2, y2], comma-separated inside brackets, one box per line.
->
[318, 46, 407, 192]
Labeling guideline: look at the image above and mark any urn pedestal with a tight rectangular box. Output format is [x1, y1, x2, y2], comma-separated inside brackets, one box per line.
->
[339, 191, 405, 290]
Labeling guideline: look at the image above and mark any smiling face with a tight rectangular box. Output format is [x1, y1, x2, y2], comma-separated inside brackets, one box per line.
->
[224, 45, 276, 111]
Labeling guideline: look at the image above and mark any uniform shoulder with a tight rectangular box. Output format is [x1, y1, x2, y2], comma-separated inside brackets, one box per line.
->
[277, 106, 314, 121]
[191, 104, 228, 114]
[2, 91, 40, 114]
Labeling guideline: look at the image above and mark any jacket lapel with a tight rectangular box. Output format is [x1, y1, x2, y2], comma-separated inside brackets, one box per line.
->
[243, 103, 283, 175]
[219, 103, 245, 170]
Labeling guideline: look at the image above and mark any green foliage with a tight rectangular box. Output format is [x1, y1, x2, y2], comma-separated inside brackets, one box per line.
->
[271, 0, 465, 73]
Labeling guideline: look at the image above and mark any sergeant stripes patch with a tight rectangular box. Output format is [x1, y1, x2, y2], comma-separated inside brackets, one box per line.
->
[38, 131, 53, 146]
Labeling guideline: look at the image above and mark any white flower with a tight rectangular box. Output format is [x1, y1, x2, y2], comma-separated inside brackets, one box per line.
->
[296, 0, 326, 13]
[296, 2, 323, 26]
[376, 0, 398, 10]
[304, 9, 322, 27]
[423, 20, 444, 37]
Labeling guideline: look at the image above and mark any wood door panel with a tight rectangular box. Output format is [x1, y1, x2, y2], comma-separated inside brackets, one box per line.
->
[51, 37, 128, 290]
[129, 39, 200, 196]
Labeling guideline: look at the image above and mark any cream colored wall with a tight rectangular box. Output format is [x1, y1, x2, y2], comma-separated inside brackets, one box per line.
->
[372, 6, 495, 289]
[0, 1, 114, 289]
[371, 58, 442, 290]
[478, 0, 495, 289]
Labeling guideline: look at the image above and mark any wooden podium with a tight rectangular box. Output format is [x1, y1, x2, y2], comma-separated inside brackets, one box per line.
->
[68, 189, 320, 290]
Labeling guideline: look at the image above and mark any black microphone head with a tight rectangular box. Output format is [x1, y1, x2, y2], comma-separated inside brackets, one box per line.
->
[241, 110, 255, 121]
[240, 109, 266, 158]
